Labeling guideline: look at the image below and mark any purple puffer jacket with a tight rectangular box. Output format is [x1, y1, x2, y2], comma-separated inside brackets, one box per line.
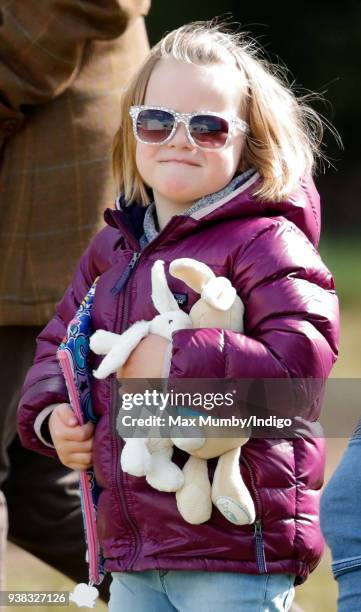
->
[18, 171, 339, 584]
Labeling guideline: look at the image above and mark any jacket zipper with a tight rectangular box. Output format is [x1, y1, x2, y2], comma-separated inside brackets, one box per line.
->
[241, 455, 267, 574]
[107, 218, 193, 569]
[110, 377, 142, 570]
[110, 214, 180, 296]
[111, 252, 141, 295]
[110, 249, 143, 570]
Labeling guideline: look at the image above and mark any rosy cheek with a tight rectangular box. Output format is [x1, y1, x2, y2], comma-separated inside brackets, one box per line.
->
[137, 142, 161, 169]
[136, 143, 146, 165]
[205, 152, 230, 172]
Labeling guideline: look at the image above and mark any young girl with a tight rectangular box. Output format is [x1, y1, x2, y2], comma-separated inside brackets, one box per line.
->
[18, 21, 339, 611]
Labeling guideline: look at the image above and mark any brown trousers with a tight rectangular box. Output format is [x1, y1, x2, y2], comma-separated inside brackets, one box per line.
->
[0, 327, 110, 599]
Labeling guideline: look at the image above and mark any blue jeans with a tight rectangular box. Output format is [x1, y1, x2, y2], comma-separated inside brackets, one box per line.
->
[109, 570, 295, 611]
[321, 422, 361, 612]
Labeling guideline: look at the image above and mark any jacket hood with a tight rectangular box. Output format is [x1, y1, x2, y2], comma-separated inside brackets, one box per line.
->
[105, 172, 321, 248]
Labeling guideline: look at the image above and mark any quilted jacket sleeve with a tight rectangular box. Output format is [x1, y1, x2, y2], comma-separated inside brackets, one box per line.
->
[17, 228, 108, 457]
[168, 220, 339, 419]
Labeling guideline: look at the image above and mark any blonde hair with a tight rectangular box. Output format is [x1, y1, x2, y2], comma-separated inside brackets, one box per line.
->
[113, 20, 328, 204]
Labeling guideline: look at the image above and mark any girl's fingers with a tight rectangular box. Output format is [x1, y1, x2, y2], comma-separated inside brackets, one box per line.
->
[61, 422, 94, 442]
[55, 404, 78, 427]
[61, 438, 93, 453]
[65, 452, 93, 470]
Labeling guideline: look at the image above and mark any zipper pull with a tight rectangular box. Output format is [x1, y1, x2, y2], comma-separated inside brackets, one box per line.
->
[253, 519, 267, 574]
[111, 252, 140, 295]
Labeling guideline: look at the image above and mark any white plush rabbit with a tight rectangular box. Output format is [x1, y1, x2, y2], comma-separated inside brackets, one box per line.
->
[91, 260, 191, 379]
[90, 260, 194, 493]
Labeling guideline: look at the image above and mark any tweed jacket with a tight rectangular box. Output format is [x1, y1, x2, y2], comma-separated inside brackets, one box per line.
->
[0, 0, 150, 325]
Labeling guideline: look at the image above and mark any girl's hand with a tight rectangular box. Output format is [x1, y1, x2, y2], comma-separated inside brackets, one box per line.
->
[120, 334, 170, 379]
[48, 404, 94, 471]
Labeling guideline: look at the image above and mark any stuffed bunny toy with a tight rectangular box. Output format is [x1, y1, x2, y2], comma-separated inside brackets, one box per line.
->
[90, 260, 192, 494]
[90, 258, 255, 527]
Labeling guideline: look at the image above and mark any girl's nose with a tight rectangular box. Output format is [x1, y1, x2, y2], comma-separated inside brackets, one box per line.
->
[167, 121, 194, 149]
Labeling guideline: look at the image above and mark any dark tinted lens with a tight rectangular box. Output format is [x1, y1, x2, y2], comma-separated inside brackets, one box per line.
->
[189, 114, 229, 148]
[136, 109, 174, 143]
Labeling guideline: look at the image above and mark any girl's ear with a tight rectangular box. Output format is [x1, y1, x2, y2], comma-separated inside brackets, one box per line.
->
[170, 258, 215, 294]
[151, 260, 180, 313]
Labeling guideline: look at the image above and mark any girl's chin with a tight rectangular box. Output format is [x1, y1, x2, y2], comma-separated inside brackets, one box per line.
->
[156, 177, 201, 201]
[159, 187, 200, 204]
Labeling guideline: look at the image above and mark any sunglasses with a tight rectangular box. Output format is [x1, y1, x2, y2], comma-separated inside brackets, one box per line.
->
[129, 105, 249, 151]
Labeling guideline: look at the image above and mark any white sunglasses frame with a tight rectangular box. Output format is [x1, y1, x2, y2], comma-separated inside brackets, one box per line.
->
[129, 105, 250, 151]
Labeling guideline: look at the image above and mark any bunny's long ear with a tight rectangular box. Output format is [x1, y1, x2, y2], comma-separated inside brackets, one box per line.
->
[169, 258, 215, 293]
[151, 260, 180, 314]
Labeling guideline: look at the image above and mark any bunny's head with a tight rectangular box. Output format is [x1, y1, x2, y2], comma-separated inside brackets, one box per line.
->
[149, 260, 192, 340]
[169, 258, 245, 332]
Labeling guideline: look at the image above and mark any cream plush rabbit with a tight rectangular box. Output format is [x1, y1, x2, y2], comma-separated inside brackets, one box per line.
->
[168, 259, 255, 526]
[90, 258, 255, 526]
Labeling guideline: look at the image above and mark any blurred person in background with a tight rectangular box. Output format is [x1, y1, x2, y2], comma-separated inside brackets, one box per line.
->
[321, 422, 361, 612]
[0, 0, 150, 595]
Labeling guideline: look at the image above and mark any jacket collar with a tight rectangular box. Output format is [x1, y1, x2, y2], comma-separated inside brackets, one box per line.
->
[104, 172, 321, 249]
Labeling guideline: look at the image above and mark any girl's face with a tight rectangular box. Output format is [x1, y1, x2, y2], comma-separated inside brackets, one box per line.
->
[135, 58, 247, 212]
